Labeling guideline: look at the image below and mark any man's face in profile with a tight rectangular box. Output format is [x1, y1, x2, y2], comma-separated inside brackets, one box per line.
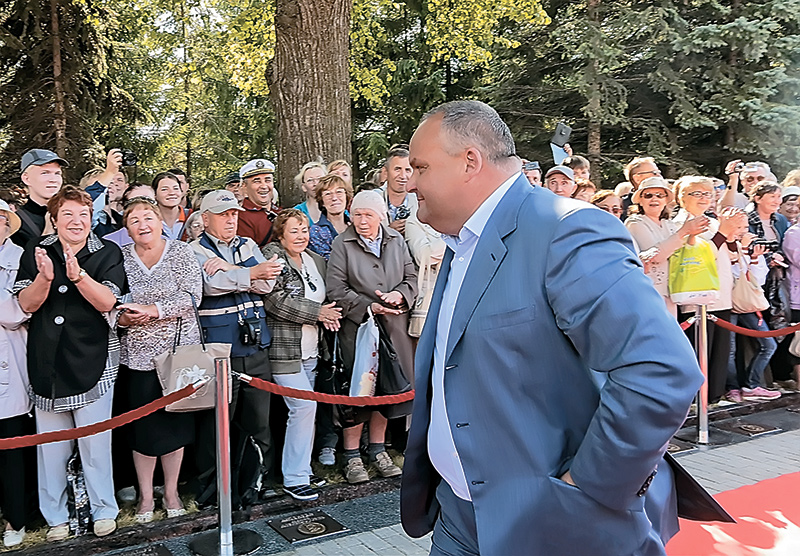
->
[407, 116, 465, 236]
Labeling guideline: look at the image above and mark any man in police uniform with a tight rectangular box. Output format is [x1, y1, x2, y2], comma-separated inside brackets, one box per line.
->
[237, 159, 282, 246]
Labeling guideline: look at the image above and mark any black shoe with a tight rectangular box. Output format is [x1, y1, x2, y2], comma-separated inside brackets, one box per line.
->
[310, 475, 327, 489]
[284, 484, 319, 501]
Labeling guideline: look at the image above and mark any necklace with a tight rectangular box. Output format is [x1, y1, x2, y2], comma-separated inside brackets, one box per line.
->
[302, 263, 317, 292]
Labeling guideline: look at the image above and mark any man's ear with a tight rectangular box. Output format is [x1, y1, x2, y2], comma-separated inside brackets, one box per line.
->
[464, 147, 483, 177]
[21, 170, 30, 187]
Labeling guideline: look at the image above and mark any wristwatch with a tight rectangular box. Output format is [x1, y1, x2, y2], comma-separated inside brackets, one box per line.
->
[72, 268, 87, 284]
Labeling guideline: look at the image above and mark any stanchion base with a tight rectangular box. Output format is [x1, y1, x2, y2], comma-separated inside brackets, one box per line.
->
[188, 529, 262, 556]
[674, 425, 740, 446]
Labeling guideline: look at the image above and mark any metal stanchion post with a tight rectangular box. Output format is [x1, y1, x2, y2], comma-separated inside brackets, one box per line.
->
[189, 359, 261, 556]
[216, 358, 233, 556]
[695, 305, 709, 444]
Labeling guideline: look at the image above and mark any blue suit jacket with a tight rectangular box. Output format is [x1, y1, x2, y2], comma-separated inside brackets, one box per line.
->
[400, 176, 705, 555]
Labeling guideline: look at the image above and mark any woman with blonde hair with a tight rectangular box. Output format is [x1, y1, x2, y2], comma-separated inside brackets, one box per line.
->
[672, 176, 742, 403]
[327, 160, 353, 187]
[294, 161, 327, 225]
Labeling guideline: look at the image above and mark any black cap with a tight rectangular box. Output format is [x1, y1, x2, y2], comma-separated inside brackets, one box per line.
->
[20, 149, 69, 173]
[224, 171, 240, 185]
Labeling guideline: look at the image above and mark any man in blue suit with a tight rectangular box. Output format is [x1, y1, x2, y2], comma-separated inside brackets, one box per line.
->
[400, 100, 705, 555]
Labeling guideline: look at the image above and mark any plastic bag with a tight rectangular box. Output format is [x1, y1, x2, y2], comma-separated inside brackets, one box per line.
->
[349, 308, 379, 397]
[668, 238, 720, 306]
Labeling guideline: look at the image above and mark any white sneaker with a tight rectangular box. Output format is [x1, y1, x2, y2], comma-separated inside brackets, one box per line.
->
[319, 447, 336, 466]
[3, 527, 25, 548]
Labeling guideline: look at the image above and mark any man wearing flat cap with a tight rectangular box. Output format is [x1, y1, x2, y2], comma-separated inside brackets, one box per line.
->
[11, 149, 68, 248]
[238, 159, 282, 246]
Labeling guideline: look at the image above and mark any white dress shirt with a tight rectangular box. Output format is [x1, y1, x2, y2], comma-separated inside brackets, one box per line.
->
[428, 172, 520, 501]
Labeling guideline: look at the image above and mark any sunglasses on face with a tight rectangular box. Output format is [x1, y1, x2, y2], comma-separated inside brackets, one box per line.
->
[685, 191, 713, 199]
[599, 205, 622, 214]
[641, 192, 668, 200]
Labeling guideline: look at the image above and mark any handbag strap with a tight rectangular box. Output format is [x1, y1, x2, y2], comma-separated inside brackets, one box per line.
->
[187, 291, 208, 351]
[736, 245, 752, 280]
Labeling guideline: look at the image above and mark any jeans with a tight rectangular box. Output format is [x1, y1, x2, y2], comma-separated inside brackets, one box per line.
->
[726, 312, 777, 390]
[273, 359, 317, 487]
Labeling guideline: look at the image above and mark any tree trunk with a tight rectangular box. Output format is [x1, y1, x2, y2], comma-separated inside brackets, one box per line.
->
[269, 0, 352, 207]
[50, 0, 67, 158]
[587, 120, 601, 187]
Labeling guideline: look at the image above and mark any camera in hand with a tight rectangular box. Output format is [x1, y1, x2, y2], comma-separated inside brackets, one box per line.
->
[395, 205, 411, 220]
[751, 239, 779, 253]
[119, 149, 138, 167]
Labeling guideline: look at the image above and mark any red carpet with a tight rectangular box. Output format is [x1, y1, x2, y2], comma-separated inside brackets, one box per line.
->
[667, 472, 800, 555]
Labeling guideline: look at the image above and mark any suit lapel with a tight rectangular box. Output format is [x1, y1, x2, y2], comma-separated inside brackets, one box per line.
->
[445, 177, 529, 360]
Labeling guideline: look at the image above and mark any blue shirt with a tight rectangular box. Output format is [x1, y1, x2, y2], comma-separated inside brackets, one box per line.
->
[428, 172, 519, 501]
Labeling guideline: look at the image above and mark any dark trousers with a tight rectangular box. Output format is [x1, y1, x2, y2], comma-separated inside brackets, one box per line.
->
[430, 482, 480, 556]
[194, 348, 273, 505]
[0, 413, 33, 530]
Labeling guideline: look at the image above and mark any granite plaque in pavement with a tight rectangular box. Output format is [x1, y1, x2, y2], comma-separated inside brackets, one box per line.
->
[667, 438, 696, 455]
[267, 509, 349, 543]
[714, 420, 781, 437]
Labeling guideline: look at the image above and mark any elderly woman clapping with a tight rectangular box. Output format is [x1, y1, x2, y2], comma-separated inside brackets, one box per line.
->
[326, 190, 417, 485]
[14, 186, 125, 541]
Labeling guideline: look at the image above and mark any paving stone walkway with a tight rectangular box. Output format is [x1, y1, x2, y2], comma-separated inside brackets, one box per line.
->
[266, 423, 800, 555]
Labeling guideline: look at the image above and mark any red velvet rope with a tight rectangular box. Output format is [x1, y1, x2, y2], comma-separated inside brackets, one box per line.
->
[241, 374, 415, 406]
[708, 315, 800, 338]
[680, 317, 696, 331]
[0, 383, 200, 451]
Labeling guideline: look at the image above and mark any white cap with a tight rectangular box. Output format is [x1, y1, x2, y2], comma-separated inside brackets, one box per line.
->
[782, 185, 800, 201]
[0, 200, 21, 236]
[350, 190, 387, 218]
[239, 159, 275, 179]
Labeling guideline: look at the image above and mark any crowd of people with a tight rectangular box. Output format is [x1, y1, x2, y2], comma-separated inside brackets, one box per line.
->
[0, 139, 797, 548]
[530, 155, 800, 408]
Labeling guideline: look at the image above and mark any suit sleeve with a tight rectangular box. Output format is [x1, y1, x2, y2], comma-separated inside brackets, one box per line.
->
[545, 207, 704, 512]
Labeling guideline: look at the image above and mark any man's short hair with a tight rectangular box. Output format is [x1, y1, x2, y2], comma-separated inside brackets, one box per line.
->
[421, 100, 516, 165]
[624, 157, 656, 181]
[563, 155, 590, 170]
[383, 146, 410, 167]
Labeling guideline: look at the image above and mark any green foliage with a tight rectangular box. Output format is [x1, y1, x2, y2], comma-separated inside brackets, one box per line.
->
[651, 0, 800, 175]
[0, 0, 140, 186]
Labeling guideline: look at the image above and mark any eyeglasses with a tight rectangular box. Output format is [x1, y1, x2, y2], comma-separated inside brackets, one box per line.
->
[598, 205, 622, 214]
[685, 191, 713, 199]
[321, 188, 347, 200]
[633, 170, 662, 177]
[641, 192, 668, 200]
[304, 177, 321, 185]
[124, 196, 159, 209]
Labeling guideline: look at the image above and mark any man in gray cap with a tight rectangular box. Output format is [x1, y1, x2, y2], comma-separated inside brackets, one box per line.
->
[544, 165, 577, 198]
[11, 149, 68, 247]
[190, 190, 283, 505]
